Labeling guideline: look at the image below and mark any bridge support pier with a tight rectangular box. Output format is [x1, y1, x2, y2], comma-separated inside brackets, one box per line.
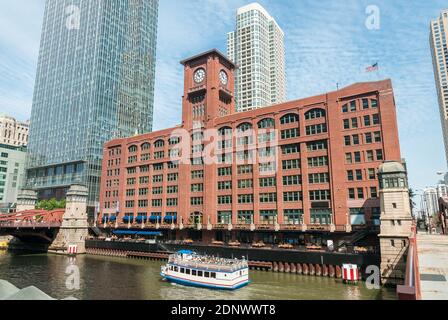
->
[49, 185, 89, 255]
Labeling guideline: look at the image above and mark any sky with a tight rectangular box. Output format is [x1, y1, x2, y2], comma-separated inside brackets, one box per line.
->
[0, 0, 447, 206]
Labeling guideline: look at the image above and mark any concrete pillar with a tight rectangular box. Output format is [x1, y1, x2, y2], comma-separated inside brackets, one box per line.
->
[16, 189, 37, 212]
[50, 184, 89, 254]
[296, 263, 302, 274]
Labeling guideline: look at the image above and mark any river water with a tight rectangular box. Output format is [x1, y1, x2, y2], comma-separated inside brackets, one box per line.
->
[0, 251, 395, 300]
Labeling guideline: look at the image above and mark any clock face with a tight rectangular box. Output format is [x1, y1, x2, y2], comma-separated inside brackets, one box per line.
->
[219, 70, 228, 85]
[194, 68, 206, 84]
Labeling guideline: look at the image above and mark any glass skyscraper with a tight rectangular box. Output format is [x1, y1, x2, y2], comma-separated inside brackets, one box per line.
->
[26, 0, 159, 213]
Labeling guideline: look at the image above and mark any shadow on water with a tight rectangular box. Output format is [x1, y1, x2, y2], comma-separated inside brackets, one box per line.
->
[0, 251, 397, 300]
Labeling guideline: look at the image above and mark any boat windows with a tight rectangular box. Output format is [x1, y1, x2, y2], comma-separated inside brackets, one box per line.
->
[180, 268, 185, 273]
[204, 272, 210, 278]
[186, 269, 191, 275]
[198, 271, 203, 277]
[174, 266, 178, 272]
[192, 270, 197, 276]
[211, 273, 216, 278]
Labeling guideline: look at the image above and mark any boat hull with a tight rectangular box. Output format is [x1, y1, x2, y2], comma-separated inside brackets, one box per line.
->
[161, 273, 250, 290]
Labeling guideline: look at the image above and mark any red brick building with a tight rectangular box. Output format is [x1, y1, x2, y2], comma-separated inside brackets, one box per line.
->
[99, 49, 401, 244]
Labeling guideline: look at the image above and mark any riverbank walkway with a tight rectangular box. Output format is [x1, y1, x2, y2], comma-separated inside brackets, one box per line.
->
[417, 233, 448, 300]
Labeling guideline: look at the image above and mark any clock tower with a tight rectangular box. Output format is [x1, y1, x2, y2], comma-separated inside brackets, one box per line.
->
[180, 49, 236, 130]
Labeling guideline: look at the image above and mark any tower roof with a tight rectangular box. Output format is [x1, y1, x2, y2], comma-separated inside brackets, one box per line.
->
[378, 161, 406, 174]
[180, 49, 236, 69]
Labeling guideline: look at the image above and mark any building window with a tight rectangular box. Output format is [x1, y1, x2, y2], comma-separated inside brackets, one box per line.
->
[218, 195, 232, 204]
[351, 118, 358, 128]
[283, 175, 301, 186]
[217, 211, 232, 224]
[305, 108, 326, 120]
[307, 140, 327, 151]
[259, 193, 277, 203]
[282, 159, 300, 170]
[348, 188, 355, 199]
[237, 210, 253, 224]
[372, 114, 380, 125]
[191, 183, 203, 192]
[260, 210, 277, 224]
[344, 136, 351, 146]
[310, 209, 332, 225]
[365, 132, 372, 143]
[371, 187, 378, 198]
[238, 194, 253, 204]
[258, 118, 275, 129]
[237, 165, 253, 175]
[309, 173, 329, 184]
[283, 191, 302, 202]
[346, 153, 353, 164]
[218, 167, 232, 176]
[354, 151, 361, 163]
[343, 119, 350, 129]
[362, 98, 369, 109]
[347, 170, 354, 181]
[352, 134, 360, 145]
[306, 123, 327, 135]
[284, 209, 303, 224]
[309, 190, 331, 201]
[280, 113, 299, 124]
[260, 177, 276, 187]
[349, 101, 356, 112]
[308, 156, 328, 167]
[376, 149, 383, 161]
[355, 169, 363, 181]
[357, 188, 364, 199]
[364, 115, 371, 126]
[281, 128, 299, 139]
[281, 144, 300, 155]
[368, 168, 376, 180]
[190, 197, 203, 205]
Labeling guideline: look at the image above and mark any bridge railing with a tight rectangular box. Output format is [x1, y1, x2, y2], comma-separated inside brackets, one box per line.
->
[397, 223, 421, 300]
[0, 221, 61, 228]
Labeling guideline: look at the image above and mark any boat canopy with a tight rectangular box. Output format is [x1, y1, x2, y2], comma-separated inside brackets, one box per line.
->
[177, 250, 194, 255]
[112, 230, 162, 236]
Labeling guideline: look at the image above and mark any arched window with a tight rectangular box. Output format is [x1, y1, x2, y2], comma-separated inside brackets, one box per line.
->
[237, 122, 252, 133]
[280, 113, 299, 125]
[305, 108, 326, 120]
[169, 136, 181, 145]
[141, 143, 150, 151]
[257, 118, 275, 129]
[128, 145, 138, 153]
[154, 139, 165, 148]
[218, 126, 232, 136]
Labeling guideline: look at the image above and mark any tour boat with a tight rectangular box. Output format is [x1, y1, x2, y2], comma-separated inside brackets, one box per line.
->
[160, 250, 250, 290]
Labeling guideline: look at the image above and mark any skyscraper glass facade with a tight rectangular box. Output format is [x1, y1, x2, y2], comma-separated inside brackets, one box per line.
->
[26, 0, 159, 212]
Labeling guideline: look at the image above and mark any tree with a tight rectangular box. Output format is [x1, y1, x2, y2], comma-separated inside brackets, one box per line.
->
[36, 198, 66, 211]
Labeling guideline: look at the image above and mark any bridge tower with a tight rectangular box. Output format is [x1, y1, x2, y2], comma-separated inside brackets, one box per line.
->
[378, 161, 413, 285]
[16, 189, 37, 212]
[50, 184, 89, 254]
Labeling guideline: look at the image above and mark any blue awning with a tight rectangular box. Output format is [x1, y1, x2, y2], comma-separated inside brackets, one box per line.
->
[149, 215, 161, 222]
[113, 230, 138, 235]
[178, 250, 194, 255]
[109, 216, 117, 221]
[136, 231, 162, 236]
[164, 215, 177, 222]
[136, 215, 147, 222]
[123, 216, 134, 222]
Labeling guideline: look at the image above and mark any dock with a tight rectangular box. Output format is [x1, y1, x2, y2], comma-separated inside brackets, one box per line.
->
[417, 233, 448, 300]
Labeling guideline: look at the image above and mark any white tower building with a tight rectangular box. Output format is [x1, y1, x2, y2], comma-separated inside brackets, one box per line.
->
[227, 3, 286, 112]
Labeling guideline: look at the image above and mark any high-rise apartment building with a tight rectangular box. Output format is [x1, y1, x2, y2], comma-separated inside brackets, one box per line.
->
[227, 3, 286, 112]
[430, 10, 448, 166]
[26, 0, 159, 213]
[0, 115, 29, 147]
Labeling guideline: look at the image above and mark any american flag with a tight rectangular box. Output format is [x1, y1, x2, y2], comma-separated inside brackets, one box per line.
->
[366, 62, 379, 72]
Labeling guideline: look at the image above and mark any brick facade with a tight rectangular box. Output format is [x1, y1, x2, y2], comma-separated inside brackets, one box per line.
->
[99, 49, 401, 236]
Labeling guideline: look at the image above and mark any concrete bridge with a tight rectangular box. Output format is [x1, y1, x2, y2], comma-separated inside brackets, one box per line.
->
[0, 185, 89, 254]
